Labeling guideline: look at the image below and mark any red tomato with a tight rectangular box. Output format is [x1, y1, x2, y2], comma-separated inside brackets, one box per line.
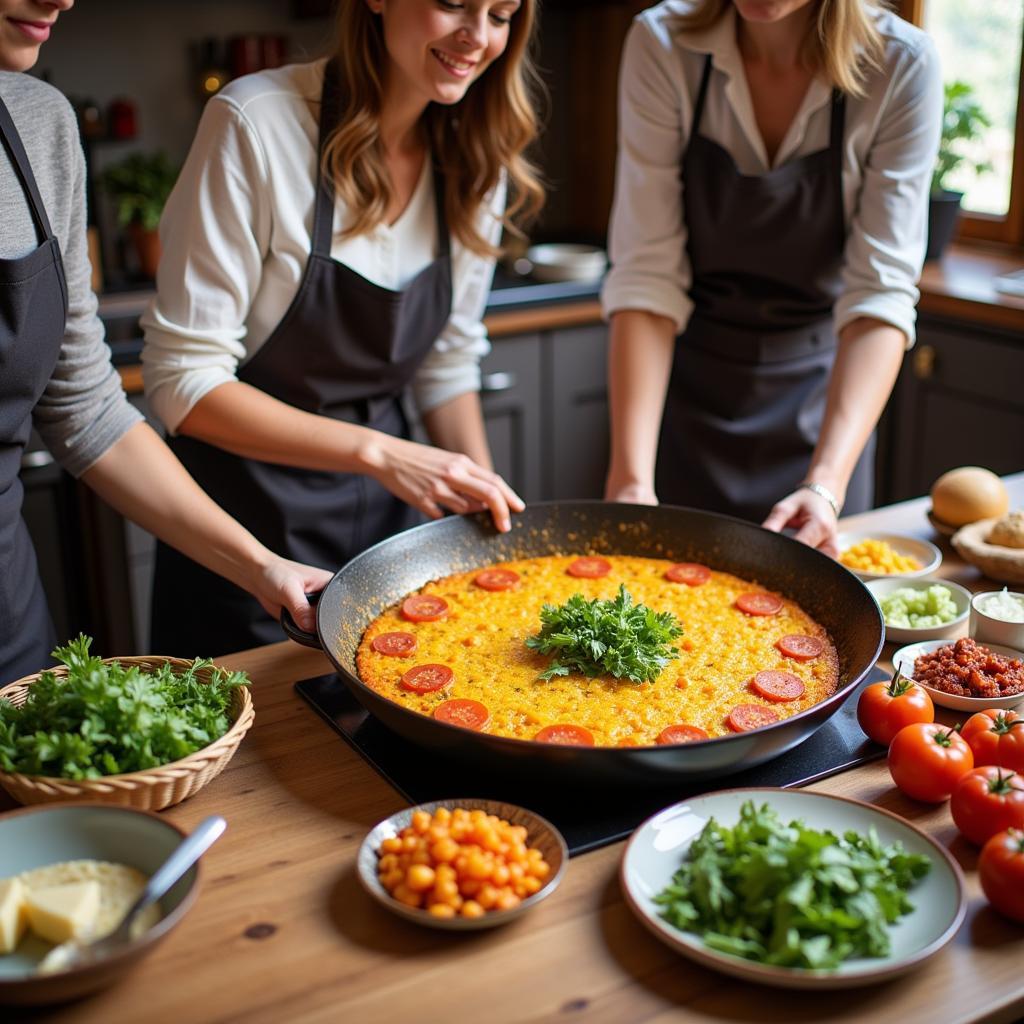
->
[950, 767, 1024, 846]
[473, 569, 520, 592]
[961, 709, 1024, 773]
[726, 704, 781, 732]
[664, 563, 711, 586]
[433, 699, 490, 730]
[979, 828, 1024, 923]
[776, 634, 825, 661]
[656, 724, 710, 744]
[734, 593, 783, 616]
[566, 557, 612, 579]
[856, 670, 935, 747]
[400, 594, 449, 623]
[887, 723, 974, 803]
[750, 670, 806, 703]
[399, 664, 454, 693]
[534, 724, 595, 745]
[371, 631, 417, 657]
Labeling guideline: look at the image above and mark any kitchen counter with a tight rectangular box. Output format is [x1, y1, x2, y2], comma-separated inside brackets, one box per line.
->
[7, 476, 1024, 1024]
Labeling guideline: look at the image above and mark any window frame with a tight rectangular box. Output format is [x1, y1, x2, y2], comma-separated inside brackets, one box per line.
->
[899, 0, 1024, 247]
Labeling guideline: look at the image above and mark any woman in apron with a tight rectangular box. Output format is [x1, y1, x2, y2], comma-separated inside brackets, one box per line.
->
[142, 0, 542, 654]
[601, 0, 942, 555]
[0, 0, 331, 683]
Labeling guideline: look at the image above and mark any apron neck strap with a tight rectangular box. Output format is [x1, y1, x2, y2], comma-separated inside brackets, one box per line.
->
[430, 157, 450, 258]
[691, 54, 714, 137]
[829, 88, 847, 245]
[0, 94, 55, 246]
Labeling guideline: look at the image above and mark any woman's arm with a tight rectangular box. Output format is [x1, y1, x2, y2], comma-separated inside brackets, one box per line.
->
[604, 309, 677, 503]
[81, 422, 332, 629]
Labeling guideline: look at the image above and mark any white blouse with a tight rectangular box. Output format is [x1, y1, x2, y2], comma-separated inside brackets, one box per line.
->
[141, 59, 504, 434]
[601, 0, 943, 346]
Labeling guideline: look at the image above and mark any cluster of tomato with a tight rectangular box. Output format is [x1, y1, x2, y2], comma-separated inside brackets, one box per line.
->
[857, 670, 1024, 925]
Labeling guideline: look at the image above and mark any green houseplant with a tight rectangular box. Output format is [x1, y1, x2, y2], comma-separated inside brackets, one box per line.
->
[927, 81, 992, 261]
[101, 151, 179, 278]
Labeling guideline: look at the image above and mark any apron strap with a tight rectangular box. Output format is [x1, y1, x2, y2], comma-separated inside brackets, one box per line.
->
[430, 160, 450, 258]
[310, 60, 341, 258]
[690, 54, 714, 139]
[829, 89, 847, 247]
[0, 94, 56, 245]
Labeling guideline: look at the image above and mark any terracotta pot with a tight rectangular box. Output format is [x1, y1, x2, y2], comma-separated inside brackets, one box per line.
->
[129, 223, 161, 279]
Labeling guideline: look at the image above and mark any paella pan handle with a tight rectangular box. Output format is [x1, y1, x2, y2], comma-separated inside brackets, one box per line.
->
[280, 591, 324, 649]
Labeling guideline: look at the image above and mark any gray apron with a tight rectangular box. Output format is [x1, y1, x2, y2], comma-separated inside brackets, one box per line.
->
[151, 60, 451, 655]
[0, 94, 68, 684]
[655, 55, 874, 521]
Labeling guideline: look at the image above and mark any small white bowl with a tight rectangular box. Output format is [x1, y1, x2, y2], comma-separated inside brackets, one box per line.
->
[891, 638, 1024, 711]
[970, 590, 1024, 650]
[865, 578, 970, 645]
[836, 532, 942, 582]
[357, 798, 568, 931]
[525, 243, 607, 284]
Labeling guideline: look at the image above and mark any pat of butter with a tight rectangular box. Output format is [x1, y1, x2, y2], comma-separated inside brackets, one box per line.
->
[25, 881, 101, 945]
[0, 877, 28, 954]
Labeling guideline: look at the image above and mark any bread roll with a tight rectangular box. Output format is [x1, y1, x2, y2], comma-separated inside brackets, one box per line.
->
[931, 467, 1009, 527]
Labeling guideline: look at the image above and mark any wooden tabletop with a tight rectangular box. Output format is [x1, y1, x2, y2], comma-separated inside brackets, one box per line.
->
[10, 475, 1024, 1024]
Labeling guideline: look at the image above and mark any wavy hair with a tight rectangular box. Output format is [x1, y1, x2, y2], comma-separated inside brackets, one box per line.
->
[323, 0, 545, 257]
[673, 0, 886, 97]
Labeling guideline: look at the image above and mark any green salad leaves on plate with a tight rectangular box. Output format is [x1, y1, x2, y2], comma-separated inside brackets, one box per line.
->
[525, 584, 682, 683]
[655, 800, 931, 970]
[0, 635, 249, 780]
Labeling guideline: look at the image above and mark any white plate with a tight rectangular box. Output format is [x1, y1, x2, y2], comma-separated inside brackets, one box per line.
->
[837, 532, 942, 581]
[891, 638, 1024, 710]
[357, 798, 567, 931]
[526, 243, 607, 283]
[620, 788, 965, 989]
[864, 577, 971, 644]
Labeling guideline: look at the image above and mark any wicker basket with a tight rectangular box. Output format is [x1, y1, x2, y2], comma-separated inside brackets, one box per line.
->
[0, 656, 254, 811]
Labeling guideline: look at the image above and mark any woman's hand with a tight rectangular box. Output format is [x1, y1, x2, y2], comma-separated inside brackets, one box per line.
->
[604, 478, 659, 506]
[248, 556, 334, 633]
[362, 434, 524, 532]
[762, 488, 840, 558]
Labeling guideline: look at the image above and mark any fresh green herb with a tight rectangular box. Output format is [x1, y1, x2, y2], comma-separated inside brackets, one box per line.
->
[655, 800, 931, 970]
[0, 635, 248, 780]
[525, 584, 682, 683]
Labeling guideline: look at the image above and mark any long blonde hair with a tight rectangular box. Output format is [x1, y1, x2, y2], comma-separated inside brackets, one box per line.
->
[323, 0, 545, 257]
[674, 0, 886, 97]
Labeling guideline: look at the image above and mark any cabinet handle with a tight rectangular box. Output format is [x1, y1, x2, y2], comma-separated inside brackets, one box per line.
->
[21, 449, 55, 470]
[481, 371, 517, 393]
[912, 345, 936, 380]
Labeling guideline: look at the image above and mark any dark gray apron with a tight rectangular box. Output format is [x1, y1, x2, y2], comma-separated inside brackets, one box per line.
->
[655, 55, 874, 522]
[0, 94, 69, 684]
[151, 60, 451, 655]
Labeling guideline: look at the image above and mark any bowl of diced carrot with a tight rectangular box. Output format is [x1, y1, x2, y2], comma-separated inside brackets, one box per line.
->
[357, 799, 568, 930]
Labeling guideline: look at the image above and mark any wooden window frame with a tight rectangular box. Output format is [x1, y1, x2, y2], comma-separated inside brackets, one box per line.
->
[899, 0, 1024, 246]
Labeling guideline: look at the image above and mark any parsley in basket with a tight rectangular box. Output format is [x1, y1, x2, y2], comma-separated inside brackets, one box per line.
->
[525, 584, 683, 683]
[0, 635, 249, 780]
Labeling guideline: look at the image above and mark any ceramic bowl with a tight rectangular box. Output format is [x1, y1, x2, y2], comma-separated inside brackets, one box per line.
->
[0, 803, 200, 1005]
[525, 243, 607, 284]
[892, 638, 1024, 711]
[620, 787, 965, 989]
[970, 590, 1024, 650]
[836, 532, 942, 581]
[864, 577, 971, 645]
[357, 798, 567, 931]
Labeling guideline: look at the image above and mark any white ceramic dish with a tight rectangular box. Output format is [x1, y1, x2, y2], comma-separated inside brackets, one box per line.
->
[970, 590, 1024, 650]
[525, 243, 607, 284]
[836, 532, 942, 581]
[620, 788, 965, 990]
[892, 638, 1024, 711]
[864, 577, 971, 644]
[357, 798, 567, 931]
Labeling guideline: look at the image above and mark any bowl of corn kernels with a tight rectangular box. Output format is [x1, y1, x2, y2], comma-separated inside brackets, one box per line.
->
[357, 799, 568, 930]
[836, 532, 942, 582]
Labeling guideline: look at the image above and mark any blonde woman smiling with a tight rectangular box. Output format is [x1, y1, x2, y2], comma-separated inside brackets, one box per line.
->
[142, 0, 543, 653]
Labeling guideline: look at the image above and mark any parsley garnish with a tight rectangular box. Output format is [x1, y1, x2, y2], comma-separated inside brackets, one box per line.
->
[0, 635, 249, 780]
[655, 801, 932, 969]
[525, 584, 682, 683]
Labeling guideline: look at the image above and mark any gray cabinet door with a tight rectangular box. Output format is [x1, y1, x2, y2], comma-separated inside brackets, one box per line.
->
[544, 324, 610, 500]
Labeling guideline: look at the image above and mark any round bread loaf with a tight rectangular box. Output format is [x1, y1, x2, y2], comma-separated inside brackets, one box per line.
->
[931, 467, 1009, 527]
[988, 511, 1024, 550]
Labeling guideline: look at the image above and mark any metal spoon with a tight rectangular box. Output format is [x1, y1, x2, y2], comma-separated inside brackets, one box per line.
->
[39, 815, 226, 974]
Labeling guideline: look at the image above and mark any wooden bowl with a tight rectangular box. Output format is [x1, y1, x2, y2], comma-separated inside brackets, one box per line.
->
[0, 656, 253, 811]
[952, 518, 1024, 584]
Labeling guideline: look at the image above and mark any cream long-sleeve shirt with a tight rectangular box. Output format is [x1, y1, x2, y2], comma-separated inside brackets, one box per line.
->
[142, 59, 504, 434]
[601, 0, 942, 345]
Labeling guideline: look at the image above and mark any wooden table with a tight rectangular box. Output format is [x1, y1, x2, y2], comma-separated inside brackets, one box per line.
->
[11, 476, 1024, 1024]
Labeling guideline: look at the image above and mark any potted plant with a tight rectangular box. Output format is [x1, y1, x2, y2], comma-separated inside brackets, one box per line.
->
[927, 81, 992, 261]
[101, 151, 179, 279]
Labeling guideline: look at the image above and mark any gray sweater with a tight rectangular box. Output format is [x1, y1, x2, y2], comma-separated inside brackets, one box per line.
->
[0, 72, 140, 478]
